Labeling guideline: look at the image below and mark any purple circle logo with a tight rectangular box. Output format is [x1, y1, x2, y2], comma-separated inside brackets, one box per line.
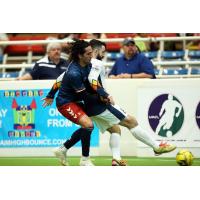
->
[148, 94, 184, 137]
[196, 102, 200, 129]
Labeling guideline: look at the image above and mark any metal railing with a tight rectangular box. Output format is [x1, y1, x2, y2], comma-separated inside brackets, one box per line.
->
[1, 35, 200, 45]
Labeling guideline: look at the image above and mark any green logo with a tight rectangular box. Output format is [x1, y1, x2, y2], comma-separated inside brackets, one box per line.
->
[12, 99, 37, 130]
[148, 94, 184, 137]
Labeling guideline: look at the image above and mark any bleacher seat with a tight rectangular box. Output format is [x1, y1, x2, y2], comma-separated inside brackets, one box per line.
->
[162, 68, 188, 75]
[0, 71, 19, 78]
[107, 52, 121, 60]
[105, 34, 135, 52]
[4, 35, 48, 55]
[107, 51, 158, 61]
[188, 50, 200, 59]
[117, 33, 136, 38]
[0, 54, 3, 63]
[154, 69, 160, 75]
[143, 51, 158, 59]
[191, 68, 200, 74]
[104, 34, 121, 52]
[162, 51, 185, 60]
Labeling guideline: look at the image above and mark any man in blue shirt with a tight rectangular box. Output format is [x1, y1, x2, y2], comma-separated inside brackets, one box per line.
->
[108, 38, 156, 79]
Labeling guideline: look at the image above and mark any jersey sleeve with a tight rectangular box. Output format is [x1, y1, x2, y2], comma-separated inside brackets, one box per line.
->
[46, 72, 65, 98]
[88, 61, 109, 98]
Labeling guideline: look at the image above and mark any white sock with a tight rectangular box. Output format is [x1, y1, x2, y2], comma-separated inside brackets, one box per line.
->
[109, 133, 121, 160]
[130, 125, 159, 149]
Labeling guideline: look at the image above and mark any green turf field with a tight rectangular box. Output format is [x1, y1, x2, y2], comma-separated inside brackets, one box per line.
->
[0, 157, 200, 166]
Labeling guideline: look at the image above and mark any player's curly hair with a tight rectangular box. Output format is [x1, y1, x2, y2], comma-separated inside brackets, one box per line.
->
[69, 40, 90, 62]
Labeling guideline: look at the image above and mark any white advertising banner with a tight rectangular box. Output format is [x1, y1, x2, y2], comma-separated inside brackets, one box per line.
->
[137, 79, 200, 148]
[0, 79, 199, 157]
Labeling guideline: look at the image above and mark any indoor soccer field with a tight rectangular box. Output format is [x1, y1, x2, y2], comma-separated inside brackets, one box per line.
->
[0, 156, 200, 166]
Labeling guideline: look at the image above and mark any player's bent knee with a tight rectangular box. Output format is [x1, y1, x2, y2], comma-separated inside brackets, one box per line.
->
[107, 125, 121, 134]
[79, 115, 94, 129]
[127, 115, 138, 127]
[121, 115, 138, 128]
[82, 121, 94, 129]
[83, 118, 94, 129]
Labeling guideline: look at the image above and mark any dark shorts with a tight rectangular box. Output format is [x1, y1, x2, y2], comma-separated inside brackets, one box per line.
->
[57, 102, 86, 124]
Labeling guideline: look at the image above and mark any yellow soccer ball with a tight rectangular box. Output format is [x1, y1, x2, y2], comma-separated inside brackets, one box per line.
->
[176, 149, 194, 166]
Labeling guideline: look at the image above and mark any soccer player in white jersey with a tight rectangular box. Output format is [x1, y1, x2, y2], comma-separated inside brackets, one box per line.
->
[89, 39, 126, 165]
[88, 39, 176, 165]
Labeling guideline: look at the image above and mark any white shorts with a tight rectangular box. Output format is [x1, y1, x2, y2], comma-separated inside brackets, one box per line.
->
[91, 104, 128, 133]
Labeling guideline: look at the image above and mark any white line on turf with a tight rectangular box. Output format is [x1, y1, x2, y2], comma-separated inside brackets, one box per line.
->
[105, 158, 175, 162]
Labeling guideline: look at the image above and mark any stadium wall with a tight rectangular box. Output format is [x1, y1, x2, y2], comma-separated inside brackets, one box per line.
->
[0, 79, 199, 158]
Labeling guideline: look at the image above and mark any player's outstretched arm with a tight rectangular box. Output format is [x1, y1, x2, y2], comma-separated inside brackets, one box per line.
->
[42, 72, 65, 107]
[46, 72, 65, 98]
[42, 97, 54, 108]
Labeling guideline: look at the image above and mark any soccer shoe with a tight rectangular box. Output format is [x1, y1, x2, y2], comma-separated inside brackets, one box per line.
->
[112, 159, 127, 166]
[79, 157, 95, 166]
[153, 142, 176, 156]
[53, 147, 69, 166]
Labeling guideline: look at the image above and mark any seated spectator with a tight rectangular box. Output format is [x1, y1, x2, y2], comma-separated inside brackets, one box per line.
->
[17, 42, 68, 80]
[186, 33, 200, 50]
[108, 38, 156, 79]
[134, 33, 149, 52]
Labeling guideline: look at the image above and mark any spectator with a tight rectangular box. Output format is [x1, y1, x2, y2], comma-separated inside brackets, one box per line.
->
[134, 33, 149, 52]
[17, 42, 68, 80]
[0, 33, 9, 60]
[186, 33, 200, 50]
[108, 38, 156, 79]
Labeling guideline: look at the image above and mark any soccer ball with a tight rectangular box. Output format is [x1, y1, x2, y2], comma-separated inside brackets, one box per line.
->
[176, 149, 194, 166]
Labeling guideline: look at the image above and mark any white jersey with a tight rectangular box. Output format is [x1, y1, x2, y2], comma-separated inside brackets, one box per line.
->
[89, 58, 106, 88]
[89, 58, 128, 133]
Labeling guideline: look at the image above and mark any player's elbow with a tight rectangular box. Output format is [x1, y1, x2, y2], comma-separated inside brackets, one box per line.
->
[17, 73, 33, 80]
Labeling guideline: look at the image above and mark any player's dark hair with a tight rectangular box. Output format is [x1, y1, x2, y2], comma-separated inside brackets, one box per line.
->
[69, 40, 90, 62]
[89, 39, 106, 50]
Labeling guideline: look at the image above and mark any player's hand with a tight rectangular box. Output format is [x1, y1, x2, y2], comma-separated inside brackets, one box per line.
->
[117, 73, 131, 78]
[100, 96, 109, 103]
[108, 75, 118, 79]
[107, 95, 115, 105]
[41, 97, 53, 107]
[100, 95, 115, 105]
